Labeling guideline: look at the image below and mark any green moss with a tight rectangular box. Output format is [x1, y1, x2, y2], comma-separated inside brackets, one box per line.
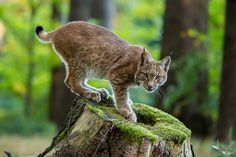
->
[86, 103, 191, 144]
[113, 120, 159, 142]
[86, 105, 106, 118]
[133, 103, 191, 143]
[86, 105, 124, 120]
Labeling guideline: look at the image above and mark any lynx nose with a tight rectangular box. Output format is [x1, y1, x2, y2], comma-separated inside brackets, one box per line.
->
[147, 85, 154, 90]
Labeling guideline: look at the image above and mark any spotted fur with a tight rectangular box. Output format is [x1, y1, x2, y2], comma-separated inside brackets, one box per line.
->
[35, 21, 171, 122]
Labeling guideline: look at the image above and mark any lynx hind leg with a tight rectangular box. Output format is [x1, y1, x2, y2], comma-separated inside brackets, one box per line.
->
[83, 82, 109, 99]
[111, 82, 137, 122]
[64, 68, 101, 102]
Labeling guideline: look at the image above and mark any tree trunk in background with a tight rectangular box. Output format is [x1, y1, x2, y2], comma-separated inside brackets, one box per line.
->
[160, 0, 209, 136]
[49, 67, 74, 127]
[49, 0, 113, 127]
[216, 0, 236, 142]
[91, 0, 114, 28]
[24, 36, 34, 117]
[24, 3, 37, 117]
[69, 0, 91, 21]
[49, 1, 71, 127]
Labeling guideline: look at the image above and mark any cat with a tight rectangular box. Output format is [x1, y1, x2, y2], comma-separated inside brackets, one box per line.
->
[35, 21, 171, 122]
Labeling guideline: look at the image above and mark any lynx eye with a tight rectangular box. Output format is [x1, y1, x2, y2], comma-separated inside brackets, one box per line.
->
[143, 73, 148, 79]
[155, 75, 161, 80]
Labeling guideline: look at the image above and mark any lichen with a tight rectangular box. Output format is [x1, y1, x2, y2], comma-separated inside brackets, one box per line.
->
[86, 102, 191, 144]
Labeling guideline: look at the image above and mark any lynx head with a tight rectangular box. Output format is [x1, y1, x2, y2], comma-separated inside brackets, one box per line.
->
[135, 49, 171, 92]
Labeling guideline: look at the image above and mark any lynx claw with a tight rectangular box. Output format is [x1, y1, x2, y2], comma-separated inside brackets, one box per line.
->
[91, 94, 101, 103]
[84, 91, 101, 103]
[127, 113, 137, 122]
[119, 108, 137, 122]
[99, 88, 109, 99]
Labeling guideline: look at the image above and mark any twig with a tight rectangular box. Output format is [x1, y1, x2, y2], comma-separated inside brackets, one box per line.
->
[92, 124, 115, 157]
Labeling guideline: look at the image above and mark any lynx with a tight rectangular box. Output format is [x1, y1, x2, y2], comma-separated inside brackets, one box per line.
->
[35, 21, 171, 122]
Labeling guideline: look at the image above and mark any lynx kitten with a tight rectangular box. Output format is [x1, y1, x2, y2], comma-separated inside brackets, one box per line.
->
[35, 21, 171, 122]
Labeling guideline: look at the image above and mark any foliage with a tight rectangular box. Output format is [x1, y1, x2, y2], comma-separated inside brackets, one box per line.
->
[212, 141, 236, 157]
[163, 53, 207, 112]
[161, 0, 226, 122]
[0, 0, 58, 134]
[0, 0, 65, 94]
[0, 108, 55, 136]
[207, 0, 225, 120]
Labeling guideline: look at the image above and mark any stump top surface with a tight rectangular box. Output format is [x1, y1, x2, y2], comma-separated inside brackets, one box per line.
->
[87, 101, 191, 143]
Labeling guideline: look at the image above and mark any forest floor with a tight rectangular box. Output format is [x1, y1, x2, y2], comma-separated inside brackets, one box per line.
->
[0, 134, 52, 157]
[0, 134, 214, 157]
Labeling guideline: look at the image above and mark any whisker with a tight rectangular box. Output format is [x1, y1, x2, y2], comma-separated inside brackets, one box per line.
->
[157, 88, 163, 101]
[157, 87, 168, 108]
[158, 87, 165, 96]
[158, 91, 162, 100]
[156, 88, 163, 107]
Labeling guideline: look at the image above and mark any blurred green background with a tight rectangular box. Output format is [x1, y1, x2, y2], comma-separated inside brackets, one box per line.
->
[0, 0, 236, 156]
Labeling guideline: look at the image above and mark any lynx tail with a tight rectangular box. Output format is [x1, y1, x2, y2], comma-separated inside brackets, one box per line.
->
[35, 25, 53, 43]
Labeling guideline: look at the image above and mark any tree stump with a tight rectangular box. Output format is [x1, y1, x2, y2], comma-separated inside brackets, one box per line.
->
[6, 96, 194, 157]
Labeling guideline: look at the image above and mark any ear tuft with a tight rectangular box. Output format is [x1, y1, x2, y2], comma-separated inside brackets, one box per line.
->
[159, 56, 171, 71]
[141, 48, 151, 66]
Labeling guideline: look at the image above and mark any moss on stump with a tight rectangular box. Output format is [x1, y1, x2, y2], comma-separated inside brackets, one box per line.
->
[87, 103, 191, 144]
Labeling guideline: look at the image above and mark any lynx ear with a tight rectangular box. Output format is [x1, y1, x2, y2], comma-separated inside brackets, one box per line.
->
[141, 48, 151, 66]
[159, 56, 171, 71]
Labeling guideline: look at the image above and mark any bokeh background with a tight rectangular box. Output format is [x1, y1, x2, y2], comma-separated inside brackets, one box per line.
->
[0, 0, 236, 156]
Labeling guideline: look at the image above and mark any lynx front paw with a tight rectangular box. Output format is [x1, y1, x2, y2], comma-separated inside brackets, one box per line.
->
[84, 91, 101, 103]
[98, 88, 109, 99]
[119, 108, 137, 122]
[127, 113, 137, 122]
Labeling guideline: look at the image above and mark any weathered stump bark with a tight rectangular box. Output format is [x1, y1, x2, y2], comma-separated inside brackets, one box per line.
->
[6, 96, 194, 157]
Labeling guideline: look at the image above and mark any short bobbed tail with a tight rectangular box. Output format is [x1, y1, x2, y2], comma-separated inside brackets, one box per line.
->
[35, 25, 53, 43]
[36, 25, 43, 35]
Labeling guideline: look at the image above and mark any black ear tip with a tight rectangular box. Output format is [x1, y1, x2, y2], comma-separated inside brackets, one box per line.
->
[167, 56, 171, 60]
[162, 56, 171, 61]
[169, 51, 174, 56]
[167, 56, 171, 64]
[35, 25, 43, 35]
